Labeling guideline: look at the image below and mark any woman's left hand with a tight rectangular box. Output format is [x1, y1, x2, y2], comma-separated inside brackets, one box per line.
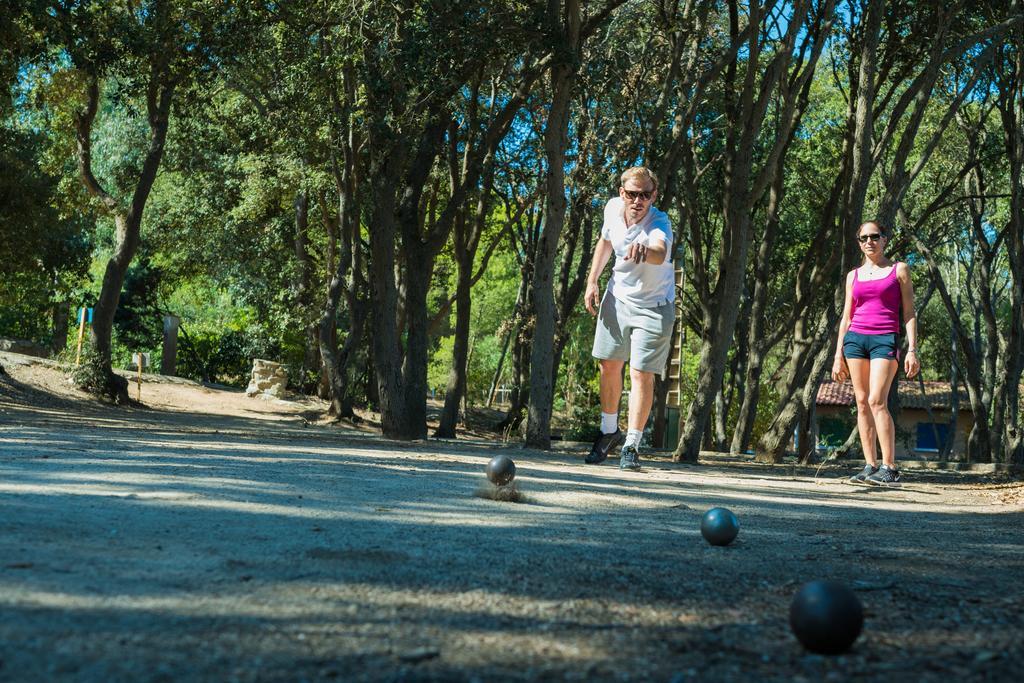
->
[904, 351, 920, 379]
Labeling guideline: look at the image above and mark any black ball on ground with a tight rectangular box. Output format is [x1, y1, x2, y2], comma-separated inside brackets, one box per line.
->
[700, 507, 739, 546]
[789, 580, 864, 654]
[486, 455, 516, 486]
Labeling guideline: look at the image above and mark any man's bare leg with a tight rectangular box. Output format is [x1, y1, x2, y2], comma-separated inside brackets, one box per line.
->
[627, 367, 655, 432]
[618, 367, 655, 471]
[585, 359, 627, 465]
[599, 359, 625, 416]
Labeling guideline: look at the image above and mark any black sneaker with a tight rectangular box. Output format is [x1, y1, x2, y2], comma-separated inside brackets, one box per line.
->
[849, 464, 879, 483]
[619, 444, 641, 471]
[865, 465, 901, 485]
[585, 429, 625, 464]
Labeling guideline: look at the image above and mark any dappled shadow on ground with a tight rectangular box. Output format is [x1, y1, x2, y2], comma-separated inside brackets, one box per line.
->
[1, 384, 1022, 681]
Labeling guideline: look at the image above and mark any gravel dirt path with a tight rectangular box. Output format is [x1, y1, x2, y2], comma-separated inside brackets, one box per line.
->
[1, 353, 1022, 682]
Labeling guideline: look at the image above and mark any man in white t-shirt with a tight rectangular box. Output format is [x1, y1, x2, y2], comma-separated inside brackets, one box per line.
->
[583, 167, 675, 471]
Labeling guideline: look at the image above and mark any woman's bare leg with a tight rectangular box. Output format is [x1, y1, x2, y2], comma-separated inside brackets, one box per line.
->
[847, 358, 877, 466]
[868, 358, 900, 468]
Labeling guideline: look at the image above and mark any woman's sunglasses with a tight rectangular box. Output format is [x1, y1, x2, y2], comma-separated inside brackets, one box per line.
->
[857, 233, 883, 243]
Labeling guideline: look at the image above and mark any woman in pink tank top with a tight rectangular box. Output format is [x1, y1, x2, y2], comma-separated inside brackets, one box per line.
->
[831, 221, 919, 485]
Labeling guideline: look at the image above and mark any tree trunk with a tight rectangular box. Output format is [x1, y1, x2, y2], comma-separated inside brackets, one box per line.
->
[995, 28, 1024, 463]
[713, 378, 729, 452]
[527, 6, 579, 449]
[754, 0, 882, 461]
[797, 396, 816, 465]
[90, 231, 138, 356]
[731, 170, 785, 454]
[320, 62, 368, 418]
[293, 188, 320, 392]
[73, 73, 174, 402]
[833, 424, 862, 460]
[496, 328, 531, 436]
[495, 277, 533, 435]
[367, 147, 407, 436]
[674, 194, 755, 462]
[362, 98, 447, 440]
[731, 341, 765, 454]
[651, 315, 680, 448]
[941, 271, 962, 461]
[50, 301, 70, 355]
[436, 144, 506, 437]
[674, 0, 826, 462]
[399, 246, 434, 439]
[161, 314, 179, 376]
[756, 316, 836, 462]
[436, 261, 472, 438]
[487, 291, 520, 408]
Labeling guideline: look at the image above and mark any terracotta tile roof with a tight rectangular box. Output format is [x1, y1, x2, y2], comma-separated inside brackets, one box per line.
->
[817, 380, 971, 411]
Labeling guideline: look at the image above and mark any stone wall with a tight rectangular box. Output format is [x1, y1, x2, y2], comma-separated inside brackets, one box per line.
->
[245, 359, 288, 398]
[0, 338, 50, 359]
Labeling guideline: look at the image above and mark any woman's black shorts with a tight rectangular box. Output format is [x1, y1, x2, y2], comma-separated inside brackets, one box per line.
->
[843, 331, 899, 361]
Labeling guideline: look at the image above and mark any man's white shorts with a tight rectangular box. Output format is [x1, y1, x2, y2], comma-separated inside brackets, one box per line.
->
[592, 290, 675, 374]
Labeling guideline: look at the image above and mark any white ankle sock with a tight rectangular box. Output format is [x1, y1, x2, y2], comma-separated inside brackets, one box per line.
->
[624, 428, 643, 448]
[600, 412, 618, 435]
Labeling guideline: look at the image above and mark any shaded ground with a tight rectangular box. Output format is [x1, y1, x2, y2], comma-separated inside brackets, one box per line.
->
[1, 352, 1022, 682]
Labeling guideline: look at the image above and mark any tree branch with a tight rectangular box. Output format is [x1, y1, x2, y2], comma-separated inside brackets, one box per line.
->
[73, 75, 120, 214]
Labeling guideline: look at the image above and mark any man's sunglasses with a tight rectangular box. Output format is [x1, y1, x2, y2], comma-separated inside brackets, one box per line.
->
[857, 233, 883, 243]
[623, 190, 653, 201]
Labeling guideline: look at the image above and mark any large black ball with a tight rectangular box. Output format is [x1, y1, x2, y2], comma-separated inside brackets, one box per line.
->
[789, 580, 864, 654]
[486, 455, 516, 486]
[700, 507, 739, 546]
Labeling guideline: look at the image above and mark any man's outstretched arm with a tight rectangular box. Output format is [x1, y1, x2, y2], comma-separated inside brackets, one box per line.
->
[624, 236, 667, 264]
